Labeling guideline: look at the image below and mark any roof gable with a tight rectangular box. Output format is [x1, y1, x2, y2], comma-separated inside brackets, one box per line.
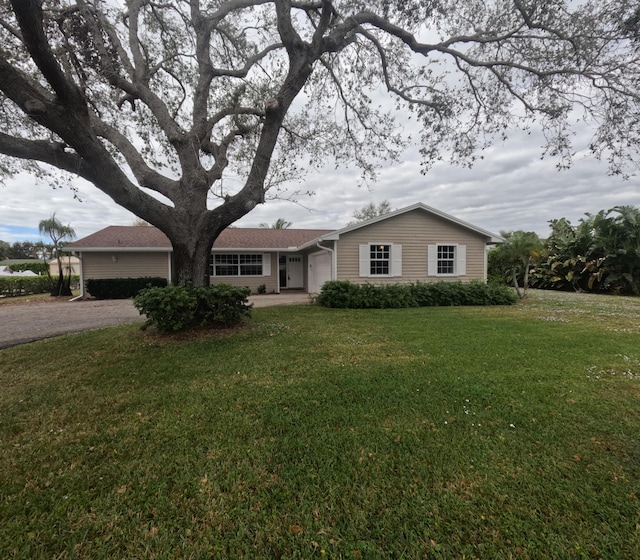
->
[317, 203, 502, 243]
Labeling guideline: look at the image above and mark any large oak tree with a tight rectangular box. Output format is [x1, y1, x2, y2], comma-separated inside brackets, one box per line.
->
[0, 0, 639, 285]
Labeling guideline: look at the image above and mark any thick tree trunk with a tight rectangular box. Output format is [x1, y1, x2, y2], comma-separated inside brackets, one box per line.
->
[172, 237, 215, 287]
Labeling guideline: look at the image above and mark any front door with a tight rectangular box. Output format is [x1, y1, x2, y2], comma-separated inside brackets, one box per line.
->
[286, 255, 304, 289]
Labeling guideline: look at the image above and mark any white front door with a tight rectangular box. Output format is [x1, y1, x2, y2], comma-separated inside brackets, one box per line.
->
[286, 256, 304, 289]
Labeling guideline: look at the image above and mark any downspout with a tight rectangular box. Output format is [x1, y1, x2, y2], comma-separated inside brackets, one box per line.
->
[276, 251, 280, 294]
[484, 245, 488, 283]
[70, 251, 84, 300]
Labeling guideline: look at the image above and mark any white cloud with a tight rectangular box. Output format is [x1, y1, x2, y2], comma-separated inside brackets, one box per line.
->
[0, 172, 137, 241]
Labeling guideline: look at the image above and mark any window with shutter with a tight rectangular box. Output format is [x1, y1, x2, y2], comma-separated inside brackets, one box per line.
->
[359, 243, 402, 277]
[427, 244, 466, 277]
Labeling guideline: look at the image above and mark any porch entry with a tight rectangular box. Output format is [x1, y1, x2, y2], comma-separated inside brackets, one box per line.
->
[279, 255, 304, 289]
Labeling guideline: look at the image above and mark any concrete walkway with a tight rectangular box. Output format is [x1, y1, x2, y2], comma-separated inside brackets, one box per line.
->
[0, 292, 312, 350]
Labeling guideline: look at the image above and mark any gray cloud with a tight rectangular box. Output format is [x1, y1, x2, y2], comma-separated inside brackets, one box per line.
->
[1, 125, 639, 242]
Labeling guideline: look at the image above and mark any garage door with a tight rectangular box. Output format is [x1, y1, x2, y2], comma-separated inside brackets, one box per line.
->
[308, 250, 332, 294]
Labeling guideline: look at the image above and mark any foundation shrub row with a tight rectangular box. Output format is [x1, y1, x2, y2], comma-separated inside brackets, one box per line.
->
[317, 280, 517, 308]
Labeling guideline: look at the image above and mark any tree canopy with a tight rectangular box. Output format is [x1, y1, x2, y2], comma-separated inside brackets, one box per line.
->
[489, 205, 640, 295]
[1, 1, 639, 284]
[348, 200, 392, 225]
[0, 239, 52, 261]
[537, 206, 640, 294]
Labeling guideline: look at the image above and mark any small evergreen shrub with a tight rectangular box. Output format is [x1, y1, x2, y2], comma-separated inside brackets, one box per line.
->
[134, 284, 252, 333]
[318, 280, 517, 309]
[86, 277, 167, 299]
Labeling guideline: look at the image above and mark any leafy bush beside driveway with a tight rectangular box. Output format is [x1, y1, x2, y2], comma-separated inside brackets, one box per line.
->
[134, 284, 251, 333]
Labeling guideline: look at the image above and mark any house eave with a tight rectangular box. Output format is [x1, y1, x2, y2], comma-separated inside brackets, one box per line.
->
[212, 247, 302, 252]
[74, 246, 309, 253]
[72, 246, 171, 252]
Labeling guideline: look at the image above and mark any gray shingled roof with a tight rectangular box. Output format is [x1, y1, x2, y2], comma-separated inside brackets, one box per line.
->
[68, 225, 333, 250]
[67, 204, 502, 252]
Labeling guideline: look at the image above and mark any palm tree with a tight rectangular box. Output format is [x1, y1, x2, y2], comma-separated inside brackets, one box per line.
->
[260, 218, 292, 229]
[495, 231, 544, 299]
[39, 213, 76, 296]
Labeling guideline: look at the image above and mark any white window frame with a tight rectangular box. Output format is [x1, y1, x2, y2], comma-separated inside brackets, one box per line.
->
[428, 244, 466, 277]
[210, 253, 271, 277]
[359, 243, 402, 278]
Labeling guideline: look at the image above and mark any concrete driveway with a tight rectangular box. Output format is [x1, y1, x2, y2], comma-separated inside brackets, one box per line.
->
[0, 292, 312, 350]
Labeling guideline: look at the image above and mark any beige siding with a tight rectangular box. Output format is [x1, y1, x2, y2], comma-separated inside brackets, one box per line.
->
[49, 257, 80, 277]
[209, 251, 279, 293]
[83, 250, 279, 294]
[83, 252, 170, 283]
[336, 209, 487, 284]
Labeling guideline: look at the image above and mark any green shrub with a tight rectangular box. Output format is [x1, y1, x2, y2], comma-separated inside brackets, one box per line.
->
[86, 277, 168, 299]
[318, 280, 517, 309]
[194, 284, 253, 327]
[134, 284, 252, 333]
[8, 262, 49, 275]
[315, 280, 362, 308]
[0, 275, 52, 297]
[134, 285, 198, 332]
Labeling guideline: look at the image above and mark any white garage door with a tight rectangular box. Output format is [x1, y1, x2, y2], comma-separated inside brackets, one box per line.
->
[308, 250, 332, 294]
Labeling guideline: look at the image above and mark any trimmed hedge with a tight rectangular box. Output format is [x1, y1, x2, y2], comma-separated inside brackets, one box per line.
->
[86, 277, 168, 299]
[134, 284, 252, 333]
[0, 276, 52, 297]
[317, 280, 517, 309]
[8, 262, 49, 275]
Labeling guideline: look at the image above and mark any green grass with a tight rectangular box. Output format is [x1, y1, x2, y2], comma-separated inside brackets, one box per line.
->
[1, 290, 639, 559]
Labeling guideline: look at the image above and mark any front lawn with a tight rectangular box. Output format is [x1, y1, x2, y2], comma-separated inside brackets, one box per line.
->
[1, 291, 639, 559]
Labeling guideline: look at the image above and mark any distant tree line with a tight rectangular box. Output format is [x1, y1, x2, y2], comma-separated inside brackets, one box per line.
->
[489, 206, 640, 295]
[0, 240, 54, 261]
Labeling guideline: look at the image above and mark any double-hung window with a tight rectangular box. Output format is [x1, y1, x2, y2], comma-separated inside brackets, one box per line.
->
[370, 244, 390, 276]
[428, 244, 466, 277]
[359, 243, 402, 277]
[437, 245, 456, 274]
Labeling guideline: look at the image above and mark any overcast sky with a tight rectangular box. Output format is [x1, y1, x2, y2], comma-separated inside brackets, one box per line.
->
[1, 121, 638, 244]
